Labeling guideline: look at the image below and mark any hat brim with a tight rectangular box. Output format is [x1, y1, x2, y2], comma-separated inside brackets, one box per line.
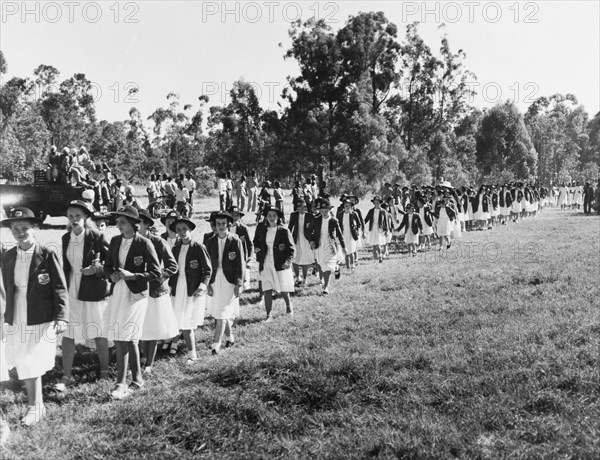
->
[262, 208, 284, 219]
[170, 218, 197, 232]
[66, 202, 94, 217]
[0, 216, 43, 228]
[229, 210, 245, 217]
[110, 211, 141, 224]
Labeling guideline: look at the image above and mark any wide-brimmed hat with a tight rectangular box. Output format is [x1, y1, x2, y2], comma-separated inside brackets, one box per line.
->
[346, 195, 359, 204]
[209, 211, 234, 224]
[227, 205, 245, 217]
[316, 199, 333, 210]
[160, 210, 180, 225]
[91, 211, 114, 224]
[295, 198, 307, 207]
[170, 216, 196, 231]
[206, 211, 219, 223]
[440, 181, 453, 189]
[405, 203, 415, 210]
[371, 195, 383, 203]
[138, 209, 155, 227]
[111, 205, 141, 224]
[0, 207, 43, 228]
[66, 200, 95, 217]
[262, 205, 284, 219]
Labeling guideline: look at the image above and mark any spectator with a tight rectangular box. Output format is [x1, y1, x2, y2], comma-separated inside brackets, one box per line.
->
[183, 173, 196, 211]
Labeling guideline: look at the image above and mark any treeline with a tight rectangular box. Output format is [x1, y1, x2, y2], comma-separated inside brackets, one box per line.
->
[1, 14, 598, 196]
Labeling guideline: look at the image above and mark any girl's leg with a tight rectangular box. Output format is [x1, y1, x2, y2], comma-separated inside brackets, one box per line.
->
[224, 319, 235, 345]
[95, 337, 110, 378]
[281, 292, 292, 313]
[60, 336, 76, 381]
[322, 271, 331, 293]
[182, 329, 197, 359]
[22, 377, 45, 425]
[144, 340, 158, 369]
[264, 289, 274, 319]
[293, 263, 299, 282]
[114, 341, 129, 386]
[212, 321, 226, 352]
[301, 266, 308, 284]
[345, 254, 351, 269]
[128, 341, 143, 386]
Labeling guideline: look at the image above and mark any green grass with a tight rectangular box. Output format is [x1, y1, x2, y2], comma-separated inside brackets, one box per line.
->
[1, 202, 599, 459]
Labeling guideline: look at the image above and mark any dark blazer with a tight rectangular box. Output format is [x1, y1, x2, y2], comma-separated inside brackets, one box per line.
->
[160, 231, 179, 247]
[1, 242, 68, 326]
[311, 215, 345, 249]
[364, 208, 388, 232]
[232, 223, 253, 259]
[104, 233, 161, 295]
[254, 225, 295, 272]
[62, 228, 110, 302]
[147, 233, 178, 298]
[206, 234, 244, 286]
[288, 211, 314, 243]
[499, 190, 513, 207]
[354, 208, 365, 231]
[397, 213, 423, 235]
[170, 239, 212, 296]
[203, 231, 215, 246]
[336, 211, 361, 241]
[433, 202, 457, 221]
[416, 204, 433, 227]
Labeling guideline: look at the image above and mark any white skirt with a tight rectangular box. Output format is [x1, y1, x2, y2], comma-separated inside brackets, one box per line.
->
[404, 230, 419, 245]
[437, 213, 452, 237]
[315, 239, 340, 273]
[500, 206, 510, 216]
[172, 274, 206, 330]
[421, 223, 433, 236]
[490, 208, 499, 217]
[292, 233, 315, 266]
[102, 280, 148, 342]
[342, 226, 357, 254]
[467, 203, 474, 221]
[142, 293, 180, 340]
[64, 271, 106, 342]
[5, 289, 59, 379]
[512, 201, 522, 213]
[207, 268, 240, 319]
[367, 226, 387, 246]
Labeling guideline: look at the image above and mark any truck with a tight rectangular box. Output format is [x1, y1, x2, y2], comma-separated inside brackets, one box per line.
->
[0, 169, 87, 222]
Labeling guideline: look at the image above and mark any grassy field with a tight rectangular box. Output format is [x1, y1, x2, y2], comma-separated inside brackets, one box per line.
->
[1, 195, 599, 459]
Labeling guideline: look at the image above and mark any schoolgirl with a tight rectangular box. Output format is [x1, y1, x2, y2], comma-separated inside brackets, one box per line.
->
[336, 198, 361, 271]
[55, 200, 110, 392]
[384, 197, 402, 257]
[522, 185, 532, 219]
[137, 210, 179, 375]
[228, 206, 253, 291]
[490, 187, 499, 227]
[433, 193, 457, 250]
[364, 196, 389, 263]
[102, 205, 161, 399]
[90, 211, 113, 232]
[416, 197, 434, 251]
[472, 186, 487, 230]
[0, 208, 68, 425]
[557, 182, 569, 210]
[160, 210, 180, 249]
[310, 199, 345, 294]
[466, 188, 475, 231]
[348, 195, 365, 267]
[169, 216, 212, 362]
[498, 185, 513, 225]
[288, 198, 315, 286]
[511, 183, 524, 222]
[205, 211, 244, 353]
[273, 181, 286, 223]
[254, 205, 295, 319]
[396, 203, 422, 257]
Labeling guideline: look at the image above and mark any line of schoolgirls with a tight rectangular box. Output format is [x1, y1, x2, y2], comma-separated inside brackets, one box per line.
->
[348, 181, 550, 260]
[0, 201, 250, 428]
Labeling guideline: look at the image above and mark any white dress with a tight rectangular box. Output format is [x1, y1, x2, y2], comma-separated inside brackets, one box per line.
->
[64, 231, 106, 342]
[292, 213, 314, 266]
[367, 209, 387, 246]
[260, 227, 295, 291]
[404, 214, 419, 244]
[474, 195, 486, 221]
[172, 244, 206, 329]
[314, 217, 341, 272]
[419, 208, 433, 236]
[5, 246, 59, 379]
[501, 192, 511, 216]
[341, 213, 357, 254]
[207, 236, 241, 319]
[141, 248, 179, 340]
[437, 207, 452, 237]
[102, 237, 148, 342]
[512, 192, 522, 213]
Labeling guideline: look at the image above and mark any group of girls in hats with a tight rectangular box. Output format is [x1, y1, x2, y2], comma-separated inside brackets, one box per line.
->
[0, 199, 249, 427]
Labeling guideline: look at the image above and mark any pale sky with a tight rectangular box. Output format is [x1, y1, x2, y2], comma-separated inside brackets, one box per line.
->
[1, 1, 599, 123]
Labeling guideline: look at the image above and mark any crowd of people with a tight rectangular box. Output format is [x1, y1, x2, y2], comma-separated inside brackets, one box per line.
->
[0, 168, 598, 439]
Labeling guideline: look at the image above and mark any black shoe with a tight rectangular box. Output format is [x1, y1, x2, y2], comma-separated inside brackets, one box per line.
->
[334, 266, 341, 280]
[211, 349, 218, 356]
[225, 341, 234, 348]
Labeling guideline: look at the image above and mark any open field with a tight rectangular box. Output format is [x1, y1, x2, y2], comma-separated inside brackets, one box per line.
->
[1, 197, 599, 459]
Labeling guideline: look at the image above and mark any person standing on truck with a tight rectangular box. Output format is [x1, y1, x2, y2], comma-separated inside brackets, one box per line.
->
[47, 145, 59, 182]
[58, 147, 72, 184]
